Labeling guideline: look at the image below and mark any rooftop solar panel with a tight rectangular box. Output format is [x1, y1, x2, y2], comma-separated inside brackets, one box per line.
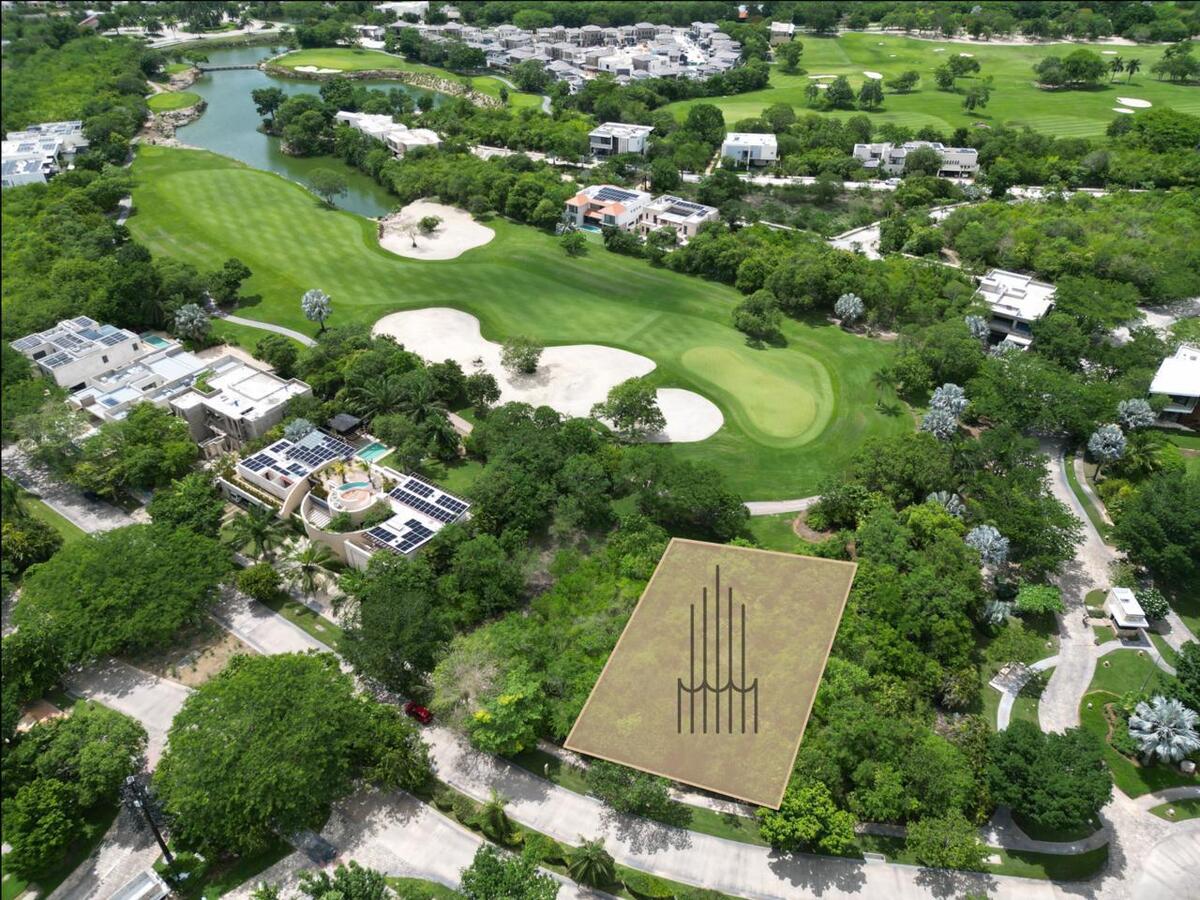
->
[42, 352, 73, 368]
[72, 316, 95, 327]
[11, 335, 42, 351]
[593, 186, 638, 204]
[435, 495, 469, 515]
[99, 332, 128, 347]
[404, 478, 435, 498]
[388, 487, 459, 523]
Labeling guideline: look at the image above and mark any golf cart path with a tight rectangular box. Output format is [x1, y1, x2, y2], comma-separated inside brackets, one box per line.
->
[1, 445, 146, 533]
[221, 313, 317, 346]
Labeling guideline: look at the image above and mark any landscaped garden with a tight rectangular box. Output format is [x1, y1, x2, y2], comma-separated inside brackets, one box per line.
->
[272, 47, 543, 109]
[126, 145, 911, 499]
[147, 90, 202, 112]
[663, 32, 1200, 136]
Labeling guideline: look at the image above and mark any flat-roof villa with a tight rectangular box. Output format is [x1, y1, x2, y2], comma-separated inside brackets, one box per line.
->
[2, 121, 88, 188]
[334, 111, 441, 156]
[563, 184, 652, 230]
[636, 195, 719, 241]
[588, 122, 654, 157]
[974, 268, 1057, 349]
[229, 430, 470, 570]
[852, 141, 979, 178]
[769, 21, 796, 44]
[11, 316, 148, 389]
[12, 317, 311, 453]
[720, 132, 778, 167]
[1149, 343, 1200, 428]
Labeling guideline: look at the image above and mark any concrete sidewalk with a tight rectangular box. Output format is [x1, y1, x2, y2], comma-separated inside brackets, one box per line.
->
[210, 586, 331, 656]
[2, 446, 145, 534]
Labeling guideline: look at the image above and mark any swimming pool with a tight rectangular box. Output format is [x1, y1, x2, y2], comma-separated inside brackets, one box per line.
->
[141, 334, 171, 349]
[357, 442, 390, 463]
[580, 225, 602, 234]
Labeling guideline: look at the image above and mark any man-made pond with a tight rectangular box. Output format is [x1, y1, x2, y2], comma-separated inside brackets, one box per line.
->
[176, 46, 441, 217]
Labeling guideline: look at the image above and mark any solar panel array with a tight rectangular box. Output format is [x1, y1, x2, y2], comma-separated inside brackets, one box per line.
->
[11, 335, 42, 351]
[283, 433, 356, 470]
[42, 352, 73, 369]
[365, 518, 436, 555]
[404, 478, 434, 498]
[593, 186, 639, 204]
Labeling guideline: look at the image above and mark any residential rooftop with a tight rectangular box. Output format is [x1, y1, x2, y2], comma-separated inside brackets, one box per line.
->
[1149, 343, 1200, 398]
[975, 268, 1057, 322]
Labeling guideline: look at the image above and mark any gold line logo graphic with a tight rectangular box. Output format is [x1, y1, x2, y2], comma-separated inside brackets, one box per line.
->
[677, 565, 759, 735]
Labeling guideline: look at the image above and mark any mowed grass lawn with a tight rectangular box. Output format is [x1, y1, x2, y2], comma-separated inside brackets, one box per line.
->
[147, 90, 202, 112]
[274, 48, 543, 110]
[665, 33, 1200, 137]
[128, 145, 908, 499]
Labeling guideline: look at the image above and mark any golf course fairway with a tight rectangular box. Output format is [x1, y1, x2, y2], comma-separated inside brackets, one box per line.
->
[126, 146, 911, 499]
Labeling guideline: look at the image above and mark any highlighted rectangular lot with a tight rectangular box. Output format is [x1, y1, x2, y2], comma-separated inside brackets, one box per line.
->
[566, 539, 855, 808]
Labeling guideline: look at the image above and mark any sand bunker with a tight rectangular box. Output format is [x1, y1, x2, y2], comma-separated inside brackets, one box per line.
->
[933, 48, 946, 53]
[816, 83, 829, 90]
[863, 70, 884, 79]
[1116, 97, 1152, 108]
[294, 65, 340, 74]
[1113, 107, 1136, 114]
[959, 52, 975, 57]
[808, 74, 837, 79]
[372, 308, 723, 442]
[1102, 50, 1118, 55]
[379, 201, 494, 261]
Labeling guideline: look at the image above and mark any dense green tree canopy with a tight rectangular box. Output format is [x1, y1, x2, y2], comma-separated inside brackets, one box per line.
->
[154, 653, 429, 856]
[14, 523, 230, 664]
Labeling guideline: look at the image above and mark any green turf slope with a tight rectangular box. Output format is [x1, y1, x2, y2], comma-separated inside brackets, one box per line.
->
[127, 146, 909, 499]
[666, 33, 1200, 137]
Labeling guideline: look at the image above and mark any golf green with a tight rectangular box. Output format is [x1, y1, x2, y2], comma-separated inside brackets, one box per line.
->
[147, 90, 202, 112]
[126, 146, 909, 499]
[273, 48, 543, 110]
[665, 33, 1200, 137]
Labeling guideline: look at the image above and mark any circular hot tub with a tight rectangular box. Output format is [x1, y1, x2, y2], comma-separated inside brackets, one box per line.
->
[328, 481, 375, 513]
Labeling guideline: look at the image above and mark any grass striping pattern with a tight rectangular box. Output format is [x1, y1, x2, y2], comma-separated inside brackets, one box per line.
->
[665, 33, 1200, 137]
[127, 146, 909, 499]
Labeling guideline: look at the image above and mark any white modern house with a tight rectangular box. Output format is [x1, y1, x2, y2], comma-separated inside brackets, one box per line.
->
[65, 343, 310, 453]
[334, 111, 440, 156]
[852, 141, 979, 177]
[229, 430, 470, 570]
[1105, 587, 1148, 633]
[10, 317, 149, 389]
[974, 269, 1056, 349]
[1149, 343, 1200, 429]
[637, 195, 719, 242]
[2, 120, 88, 188]
[588, 122, 654, 157]
[720, 132, 778, 167]
[563, 184, 652, 230]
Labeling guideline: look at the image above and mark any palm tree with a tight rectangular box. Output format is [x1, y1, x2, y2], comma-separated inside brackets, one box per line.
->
[423, 412, 461, 462]
[1125, 58, 1141, 83]
[567, 838, 615, 888]
[286, 540, 336, 595]
[871, 367, 898, 393]
[477, 790, 513, 843]
[1115, 429, 1167, 480]
[396, 376, 447, 425]
[1129, 696, 1200, 764]
[1108, 57, 1124, 82]
[227, 506, 288, 560]
[352, 375, 406, 421]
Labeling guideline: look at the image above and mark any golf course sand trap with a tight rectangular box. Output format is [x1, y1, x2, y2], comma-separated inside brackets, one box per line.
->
[372, 308, 724, 442]
[1113, 107, 1136, 114]
[959, 52, 975, 57]
[294, 65, 340, 74]
[1103, 50, 1119, 55]
[1116, 97, 1152, 108]
[808, 74, 836, 79]
[934, 48, 946, 52]
[862, 71, 883, 79]
[379, 201, 494, 261]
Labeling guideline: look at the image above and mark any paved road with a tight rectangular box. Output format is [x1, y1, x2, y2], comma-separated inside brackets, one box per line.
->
[1040, 445, 1111, 733]
[224, 790, 605, 899]
[221, 313, 317, 347]
[47, 808, 162, 900]
[424, 726, 1074, 900]
[210, 586, 329, 656]
[2, 446, 145, 533]
[66, 660, 192, 766]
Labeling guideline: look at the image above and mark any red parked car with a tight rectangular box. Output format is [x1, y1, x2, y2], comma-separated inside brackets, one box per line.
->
[404, 701, 433, 725]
